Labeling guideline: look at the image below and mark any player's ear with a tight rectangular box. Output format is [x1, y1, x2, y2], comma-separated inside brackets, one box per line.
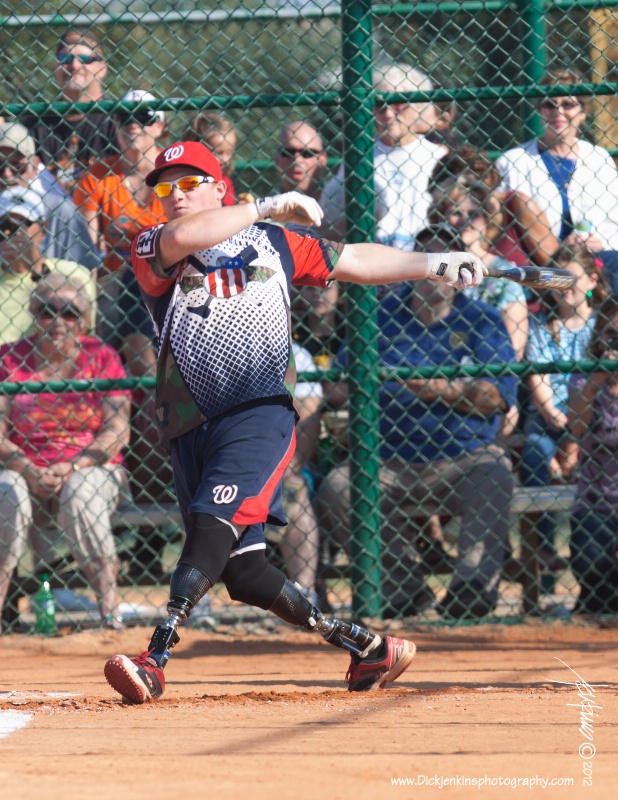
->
[214, 179, 227, 202]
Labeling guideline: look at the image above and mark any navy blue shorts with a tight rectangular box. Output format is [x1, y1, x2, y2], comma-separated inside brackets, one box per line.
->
[170, 396, 296, 556]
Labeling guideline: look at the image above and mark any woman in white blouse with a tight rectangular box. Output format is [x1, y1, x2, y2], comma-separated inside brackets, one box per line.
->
[496, 67, 618, 281]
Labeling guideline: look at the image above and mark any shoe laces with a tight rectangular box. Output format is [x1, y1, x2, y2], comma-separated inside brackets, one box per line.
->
[132, 650, 157, 668]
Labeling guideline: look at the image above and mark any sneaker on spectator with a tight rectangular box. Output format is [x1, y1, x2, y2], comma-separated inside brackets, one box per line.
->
[104, 651, 165, 703]
[346, 635, 416, 692]
[383, 587, 436, 619]
[103, 614, 126, 631]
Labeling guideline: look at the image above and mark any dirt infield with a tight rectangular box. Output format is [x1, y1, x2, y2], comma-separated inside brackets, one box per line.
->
[0, 621, 616, 800]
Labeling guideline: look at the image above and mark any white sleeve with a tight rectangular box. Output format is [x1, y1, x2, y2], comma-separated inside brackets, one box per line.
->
[494, 153, 511, 194]
[293, 344, 324, 400]
[591, 150, 618, 251]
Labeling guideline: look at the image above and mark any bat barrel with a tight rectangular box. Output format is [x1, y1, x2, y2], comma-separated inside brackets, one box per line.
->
[485, 266, 576, 289]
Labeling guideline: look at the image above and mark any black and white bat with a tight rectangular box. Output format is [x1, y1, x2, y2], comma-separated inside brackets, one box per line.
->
[485, 264, 575, 290]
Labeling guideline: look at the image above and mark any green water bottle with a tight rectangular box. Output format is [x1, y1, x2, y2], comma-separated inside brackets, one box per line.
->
[33, 574, 57, 636]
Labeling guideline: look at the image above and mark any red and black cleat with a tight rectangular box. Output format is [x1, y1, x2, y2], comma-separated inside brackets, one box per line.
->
[104, 650, 165, 704]
[346, 635, 416, 692]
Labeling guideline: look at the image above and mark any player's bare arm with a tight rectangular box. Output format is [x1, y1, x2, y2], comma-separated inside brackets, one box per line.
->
[157, 201, 262, 269]
[155, 161, 325, 271]
[331, 242, 487, 289]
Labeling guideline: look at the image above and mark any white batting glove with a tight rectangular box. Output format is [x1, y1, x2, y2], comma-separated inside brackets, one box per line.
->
[426, 252, 487, 289]
[255, 192, 324, 228]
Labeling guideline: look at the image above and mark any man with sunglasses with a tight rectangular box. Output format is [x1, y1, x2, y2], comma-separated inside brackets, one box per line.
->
[274, 121, 339, 358]
[103, 139, 487, 704]
[73, 88, 172, 582]
[267, 121, 331, 609]
[0, 187, 95, 343]
[22, 28, 116, 192]
[0, 122, 100, 271]
[275, 121, 327, 203]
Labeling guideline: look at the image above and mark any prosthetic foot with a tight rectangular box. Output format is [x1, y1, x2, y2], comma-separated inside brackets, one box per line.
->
[270, 580, 416, 691]
[104, 565, 211, 703]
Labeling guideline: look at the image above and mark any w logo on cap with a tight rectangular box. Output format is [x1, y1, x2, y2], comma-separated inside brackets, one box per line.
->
[163, 145, 184, 162]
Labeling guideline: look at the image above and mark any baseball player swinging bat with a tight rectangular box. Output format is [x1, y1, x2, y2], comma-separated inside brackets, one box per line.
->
[485, 263, 576, 290]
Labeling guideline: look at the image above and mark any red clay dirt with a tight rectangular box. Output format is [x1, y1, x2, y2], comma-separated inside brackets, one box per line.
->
[0, 621, 616, 800]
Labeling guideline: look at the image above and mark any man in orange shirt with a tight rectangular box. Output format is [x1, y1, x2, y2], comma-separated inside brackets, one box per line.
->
[73, 89, 166, 374]
[74, 91, 172, 581]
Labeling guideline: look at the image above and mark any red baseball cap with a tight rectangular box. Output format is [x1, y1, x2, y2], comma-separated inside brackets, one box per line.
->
[146, 141, 223, 186]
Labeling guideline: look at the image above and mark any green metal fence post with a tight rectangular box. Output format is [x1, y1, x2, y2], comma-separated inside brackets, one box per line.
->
[517, 0, 548, 140]
[340, 0, 382, 618]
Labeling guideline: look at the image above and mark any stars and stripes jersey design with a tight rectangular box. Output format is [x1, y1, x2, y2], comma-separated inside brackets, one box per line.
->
[131, 221, 341, 443]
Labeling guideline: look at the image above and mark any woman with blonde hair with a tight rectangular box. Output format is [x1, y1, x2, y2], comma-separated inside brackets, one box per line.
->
[0, 273, 131, 630]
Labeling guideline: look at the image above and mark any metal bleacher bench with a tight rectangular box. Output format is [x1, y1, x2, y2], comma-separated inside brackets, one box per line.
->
[111, 484, 577, 603]
[109, 485, 575, 614]
[110, 483, 576, 530]
[2, 484, 576, 626]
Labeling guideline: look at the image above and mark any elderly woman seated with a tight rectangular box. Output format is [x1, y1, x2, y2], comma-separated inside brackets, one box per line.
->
[0, 273, 131, 630]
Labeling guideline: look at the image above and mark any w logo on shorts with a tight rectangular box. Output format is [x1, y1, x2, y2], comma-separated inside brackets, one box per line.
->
[213, 484, 238, 504]
[206, 266, 247, 298]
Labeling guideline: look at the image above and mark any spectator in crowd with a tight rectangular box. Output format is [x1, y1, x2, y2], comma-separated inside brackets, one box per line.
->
[520, 243, 607, 569]
[496, 67, 618, 289]
[74, 89, 172, 578]
[73, 89, 165, 375]
[273, 120, 340, 361]
[316, 224, 517, 621]
[22, 27, 117, 193]
[266, 342, 323, 607]
[413, 222, 523, 563]
[428, 181, 529, 362]
[429, 146, 559, 268]
[567, 295, 618, 614]
[424, 99, 462, 149]
[0, 187, 96, 345]
[0, 273, 131, 630]
[257, 124, 331, 608]
[0, 122, 100, 270]
[320, 62, 446, 250]
[185, 112, 238, 206]
[276, 120, 327, 202]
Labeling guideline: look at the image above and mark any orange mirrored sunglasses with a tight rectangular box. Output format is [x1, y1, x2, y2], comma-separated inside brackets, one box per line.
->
[154, 175, 215, 198]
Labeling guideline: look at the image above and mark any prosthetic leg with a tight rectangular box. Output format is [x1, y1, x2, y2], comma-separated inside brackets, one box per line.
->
[268, 578, 416, 691]
[105, 549, 416, 702]
[269, 578, 382, 657]
[146, 563, 213, 668]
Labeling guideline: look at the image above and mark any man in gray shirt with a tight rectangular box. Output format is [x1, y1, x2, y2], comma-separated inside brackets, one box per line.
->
[0, 121, 100, 272]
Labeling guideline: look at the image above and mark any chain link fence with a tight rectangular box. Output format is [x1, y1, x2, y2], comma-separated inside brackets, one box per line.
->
[1, 1, 618, 633]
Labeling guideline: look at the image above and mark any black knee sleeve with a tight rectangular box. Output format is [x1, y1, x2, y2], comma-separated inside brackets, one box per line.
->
[268, 578, 320, 627]
[220, 549, 286, 610]
[170, 563, 213, 608]
[178, 512, 237, 584]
